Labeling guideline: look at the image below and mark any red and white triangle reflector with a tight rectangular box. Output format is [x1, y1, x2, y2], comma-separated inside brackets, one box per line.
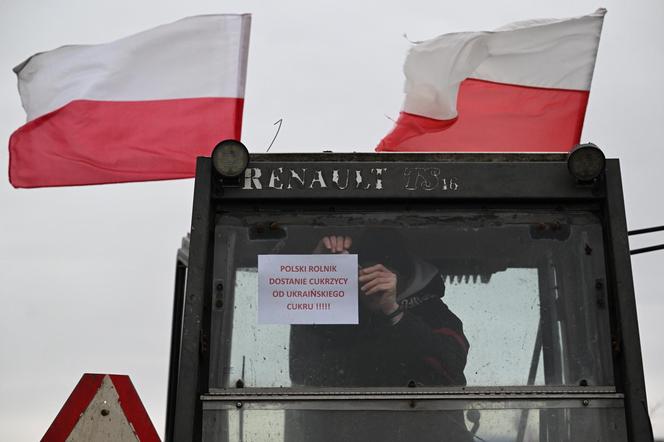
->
[42, 373, 160, 442]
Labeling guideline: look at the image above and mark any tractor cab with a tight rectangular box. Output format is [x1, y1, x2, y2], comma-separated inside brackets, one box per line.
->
[166, 144, 651, 441]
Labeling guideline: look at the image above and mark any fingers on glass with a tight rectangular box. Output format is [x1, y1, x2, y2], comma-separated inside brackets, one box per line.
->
[322, 235, 353, 253]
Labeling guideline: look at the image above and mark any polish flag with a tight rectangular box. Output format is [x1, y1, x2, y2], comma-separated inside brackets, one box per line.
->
[9, 14, 251, 188]
[377, 9, 605, 152]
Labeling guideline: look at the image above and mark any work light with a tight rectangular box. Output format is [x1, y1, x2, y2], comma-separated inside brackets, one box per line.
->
[567, 143, 606, 183]
[211, 139, 250, 179]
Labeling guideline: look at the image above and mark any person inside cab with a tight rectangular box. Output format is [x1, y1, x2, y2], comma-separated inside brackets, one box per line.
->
[287, 229, 472, 442]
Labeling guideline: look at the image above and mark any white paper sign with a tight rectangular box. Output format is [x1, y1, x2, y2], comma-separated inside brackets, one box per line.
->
[258, 254, 359, 324]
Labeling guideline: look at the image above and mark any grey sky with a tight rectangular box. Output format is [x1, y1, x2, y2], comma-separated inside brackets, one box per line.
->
[1, 0, 663, 440]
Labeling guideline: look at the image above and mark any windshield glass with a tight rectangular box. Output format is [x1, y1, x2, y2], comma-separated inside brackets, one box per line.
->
[209, 209, 613, 390]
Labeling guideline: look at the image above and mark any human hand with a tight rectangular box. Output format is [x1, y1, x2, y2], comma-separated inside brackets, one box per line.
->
[313, 235, 352, 254]
[358, 264, 400, 317]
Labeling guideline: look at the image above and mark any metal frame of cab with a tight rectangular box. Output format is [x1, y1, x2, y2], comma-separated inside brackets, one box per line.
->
[164, 153, 651, 442]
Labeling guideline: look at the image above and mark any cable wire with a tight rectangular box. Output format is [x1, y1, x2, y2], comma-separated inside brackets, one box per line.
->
[628, 225, 664, 236]
[630, 244, 664, 255]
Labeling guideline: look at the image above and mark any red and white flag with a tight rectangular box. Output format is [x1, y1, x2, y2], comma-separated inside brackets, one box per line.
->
[377, 9, 605, 152]
[9, 14, 251, 188]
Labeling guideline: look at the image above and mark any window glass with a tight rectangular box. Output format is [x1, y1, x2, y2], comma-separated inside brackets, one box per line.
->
[213, 210, 613, 389]
[203, 405, 627, 442]
[444, 268, 544, 385]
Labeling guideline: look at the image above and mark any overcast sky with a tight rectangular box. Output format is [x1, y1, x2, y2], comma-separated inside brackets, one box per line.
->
[1, 0, 663, 440]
